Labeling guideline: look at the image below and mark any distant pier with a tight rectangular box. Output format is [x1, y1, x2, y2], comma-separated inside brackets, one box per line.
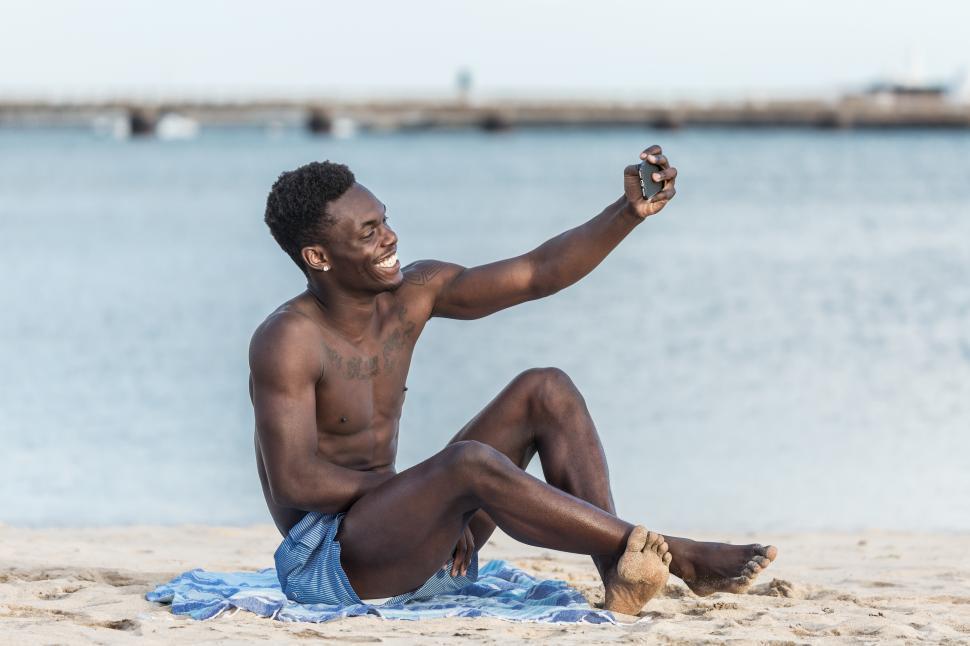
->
[2, 95, 969, 135]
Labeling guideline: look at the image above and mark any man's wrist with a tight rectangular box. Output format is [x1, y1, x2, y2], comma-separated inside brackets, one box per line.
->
[618, 197, 643, 223]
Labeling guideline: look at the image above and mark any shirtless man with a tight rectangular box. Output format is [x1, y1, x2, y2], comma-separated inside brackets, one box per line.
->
[251, 145, 777, 615]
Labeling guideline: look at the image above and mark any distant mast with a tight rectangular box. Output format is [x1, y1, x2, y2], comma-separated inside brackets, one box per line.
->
[456, 67, 473, 106]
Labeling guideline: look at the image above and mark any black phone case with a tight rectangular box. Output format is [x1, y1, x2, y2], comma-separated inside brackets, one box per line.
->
[638, 161, 663, 200]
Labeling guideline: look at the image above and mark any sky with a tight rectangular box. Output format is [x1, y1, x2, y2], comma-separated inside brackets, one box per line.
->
[1, 0, 968, 101]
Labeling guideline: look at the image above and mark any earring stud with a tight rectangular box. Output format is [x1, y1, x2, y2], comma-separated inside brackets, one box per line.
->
[323, 265, 330, 272]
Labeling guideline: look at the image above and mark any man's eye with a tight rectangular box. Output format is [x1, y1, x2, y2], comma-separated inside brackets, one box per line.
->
[363, 230, 375, 240]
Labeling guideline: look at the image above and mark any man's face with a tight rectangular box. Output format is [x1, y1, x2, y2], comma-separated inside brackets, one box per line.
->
[322, 183, 403, 293]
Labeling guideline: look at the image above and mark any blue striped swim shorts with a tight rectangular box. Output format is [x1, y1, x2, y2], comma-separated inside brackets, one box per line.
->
[274, 511, 479, 606]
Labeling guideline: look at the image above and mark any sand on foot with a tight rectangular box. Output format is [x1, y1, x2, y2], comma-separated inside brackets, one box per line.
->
[603, 526, 671, 615]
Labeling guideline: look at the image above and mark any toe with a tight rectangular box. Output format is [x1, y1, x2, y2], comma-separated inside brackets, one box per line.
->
[754, 556, 771, 568]
[627, 526, 649, 552]
[758, 545, 779, 561]
[662, 552, 672, 566]
[657, 540, 669, 556]
[645, 531, 661, 549]
[728, 576, 752, 593]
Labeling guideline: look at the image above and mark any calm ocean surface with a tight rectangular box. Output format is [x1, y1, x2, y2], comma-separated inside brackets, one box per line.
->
[1, 127, 968, 532]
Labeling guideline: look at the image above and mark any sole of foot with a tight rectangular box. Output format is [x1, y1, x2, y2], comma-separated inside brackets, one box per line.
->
[603, 525, 672, 616]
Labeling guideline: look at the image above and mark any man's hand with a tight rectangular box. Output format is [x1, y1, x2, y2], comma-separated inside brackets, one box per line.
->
[623, 144, 678, 219]
[450, 525, 475, 576]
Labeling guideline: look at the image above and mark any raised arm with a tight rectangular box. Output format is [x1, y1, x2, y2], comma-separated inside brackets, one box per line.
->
[414, 145, 677, 320]
[250, 313, 392, 513]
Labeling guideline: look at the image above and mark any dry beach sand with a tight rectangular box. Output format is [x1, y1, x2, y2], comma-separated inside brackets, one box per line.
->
[1, 524, 968, 644]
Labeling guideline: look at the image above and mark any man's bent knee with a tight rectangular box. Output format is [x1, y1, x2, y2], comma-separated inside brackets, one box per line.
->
[440, 440, 512, 475]
[441, 440, 508, 468]
[515, 367, 584, 420]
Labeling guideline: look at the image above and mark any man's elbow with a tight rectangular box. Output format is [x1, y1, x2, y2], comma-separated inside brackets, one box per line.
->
[528, 281, 562, 300]
[526, 260, 566, 300]
[270, 478, 346, 514]
[270, 478, 312, 510]
[269, 480, 302, 509]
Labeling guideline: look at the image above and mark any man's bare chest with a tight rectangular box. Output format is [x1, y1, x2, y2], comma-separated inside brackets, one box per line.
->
[314, 307, 421, 432]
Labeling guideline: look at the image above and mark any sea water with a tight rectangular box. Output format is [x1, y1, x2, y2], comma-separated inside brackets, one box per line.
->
[1, 127, 968, 532]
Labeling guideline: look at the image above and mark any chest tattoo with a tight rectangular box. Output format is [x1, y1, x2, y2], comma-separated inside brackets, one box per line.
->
[345, 355, 379, 379]
[322, 308, 419, 381]
[382, 328, 406, 371]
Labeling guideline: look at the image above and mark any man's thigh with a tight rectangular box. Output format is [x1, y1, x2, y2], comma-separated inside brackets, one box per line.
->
[337, 448, 473, 599]
[448, 372, 540, 467]
[446, 373, 541, 548]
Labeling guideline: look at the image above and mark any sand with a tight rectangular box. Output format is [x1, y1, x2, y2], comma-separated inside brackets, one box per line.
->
[1, 524, 968, 644]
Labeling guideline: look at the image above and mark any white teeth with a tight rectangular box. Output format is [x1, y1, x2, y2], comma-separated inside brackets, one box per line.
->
[377, 253, 397, 268]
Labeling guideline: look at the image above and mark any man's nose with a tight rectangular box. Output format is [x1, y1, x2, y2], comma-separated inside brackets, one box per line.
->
[382, 223, 398, 247]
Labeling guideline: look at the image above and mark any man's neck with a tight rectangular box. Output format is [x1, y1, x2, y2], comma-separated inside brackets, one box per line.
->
[306, 280, 380, 345]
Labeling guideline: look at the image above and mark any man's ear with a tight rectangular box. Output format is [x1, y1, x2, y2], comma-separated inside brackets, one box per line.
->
[301, 245, 331, 273]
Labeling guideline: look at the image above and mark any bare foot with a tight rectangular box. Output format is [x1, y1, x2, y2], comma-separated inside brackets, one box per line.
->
[667, 537, 778, 596]
[603, 526, 672, 615]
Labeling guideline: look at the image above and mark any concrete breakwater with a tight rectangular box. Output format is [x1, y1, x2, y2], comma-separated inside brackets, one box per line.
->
[3, 97, 969, 134]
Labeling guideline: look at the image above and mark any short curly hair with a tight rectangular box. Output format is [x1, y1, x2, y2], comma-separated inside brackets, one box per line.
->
[264, 161, 356, 272]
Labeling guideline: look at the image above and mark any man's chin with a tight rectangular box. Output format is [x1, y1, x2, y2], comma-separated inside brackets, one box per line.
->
[375, 270, 404, 293]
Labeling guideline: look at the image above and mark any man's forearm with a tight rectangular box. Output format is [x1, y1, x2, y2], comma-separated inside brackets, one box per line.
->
[528, 195, 642, 297]
[274, 458, 396, 514]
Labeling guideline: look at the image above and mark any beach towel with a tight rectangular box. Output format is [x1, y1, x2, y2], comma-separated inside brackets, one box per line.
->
[146, 559, 619, 624]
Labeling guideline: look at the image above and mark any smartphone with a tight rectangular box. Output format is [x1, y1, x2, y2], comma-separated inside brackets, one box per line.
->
[638, 161, 663, 200]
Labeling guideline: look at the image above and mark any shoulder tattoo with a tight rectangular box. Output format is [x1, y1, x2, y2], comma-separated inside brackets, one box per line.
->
[403, 261, 444, 286]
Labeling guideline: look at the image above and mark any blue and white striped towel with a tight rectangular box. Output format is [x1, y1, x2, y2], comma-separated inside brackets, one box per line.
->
[146, 559, 618, 624]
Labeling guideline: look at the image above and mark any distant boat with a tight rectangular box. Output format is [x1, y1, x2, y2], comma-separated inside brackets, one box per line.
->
[861, 51, 966, 107]
[156, 113, 200, 140]
[864, 80, 950, 102]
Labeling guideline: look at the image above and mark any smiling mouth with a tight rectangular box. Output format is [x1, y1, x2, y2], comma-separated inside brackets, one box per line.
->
[374, 251, 399, 269]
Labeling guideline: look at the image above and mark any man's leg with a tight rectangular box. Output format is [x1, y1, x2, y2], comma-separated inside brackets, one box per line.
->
[446, 368, 619, 577]
[449, 367, 778, 596]
[337, 440, 670, 613]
